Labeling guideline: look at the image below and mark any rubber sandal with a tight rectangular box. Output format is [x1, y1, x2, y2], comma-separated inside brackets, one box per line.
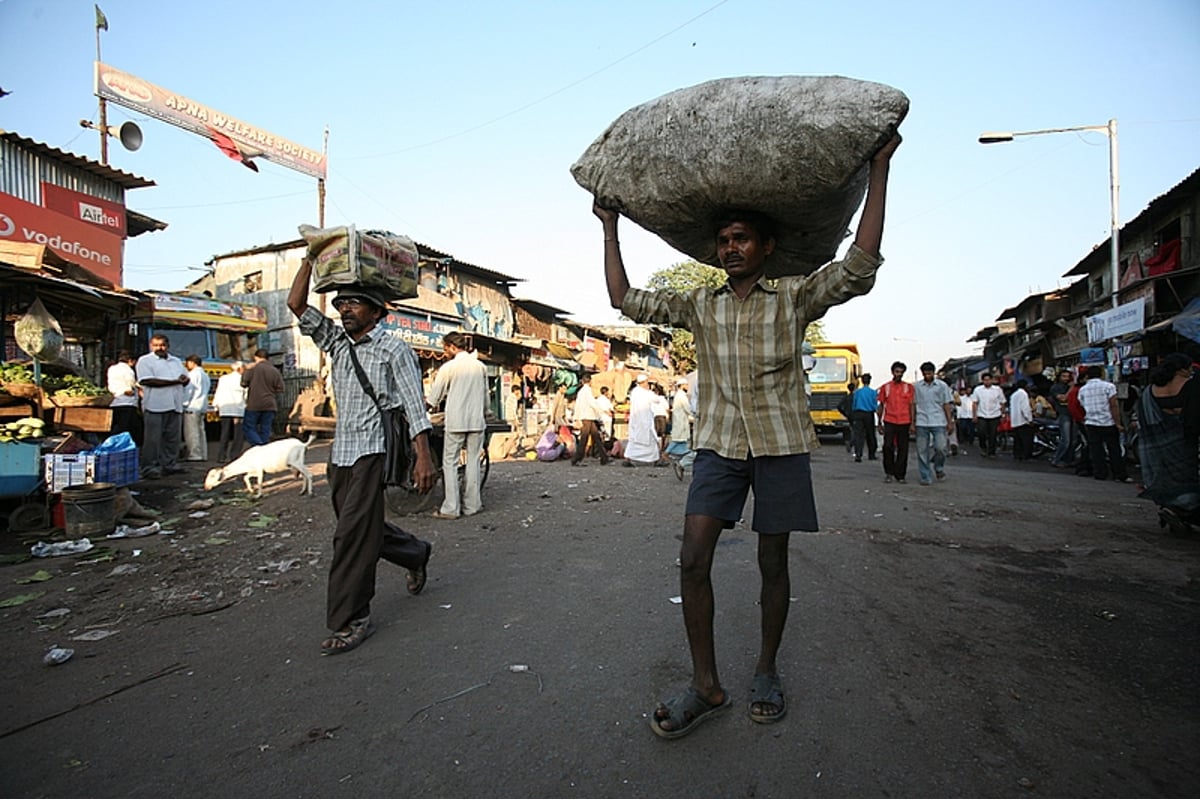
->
[407, 543, 432, 595]
[749, 673, 787, 724]
[320, 617, 375, 656]
[650, 686, 730, 739]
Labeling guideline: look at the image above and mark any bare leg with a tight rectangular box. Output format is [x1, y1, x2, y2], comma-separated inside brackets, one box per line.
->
[753, 531, 791, 718]
[654, 513, 725, 731]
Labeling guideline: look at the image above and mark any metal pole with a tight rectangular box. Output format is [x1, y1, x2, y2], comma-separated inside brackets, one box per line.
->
[95, 25, 108, 164]
[1107, 119, 1120, 309]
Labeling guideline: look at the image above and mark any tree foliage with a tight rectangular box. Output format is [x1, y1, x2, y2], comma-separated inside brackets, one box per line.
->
[644, 260, 827, 371]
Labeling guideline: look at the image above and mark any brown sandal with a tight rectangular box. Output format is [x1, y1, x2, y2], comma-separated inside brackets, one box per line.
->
[320, 617, 374, 655]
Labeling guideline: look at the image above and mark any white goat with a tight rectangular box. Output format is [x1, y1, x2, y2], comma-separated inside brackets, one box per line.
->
[204, 436, 315, 498]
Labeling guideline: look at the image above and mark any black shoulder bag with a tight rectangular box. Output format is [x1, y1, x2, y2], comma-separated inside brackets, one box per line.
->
[346, 343, 416, 489]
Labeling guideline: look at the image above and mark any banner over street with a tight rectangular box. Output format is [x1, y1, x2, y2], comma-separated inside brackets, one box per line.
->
[94, 62, 327, 179]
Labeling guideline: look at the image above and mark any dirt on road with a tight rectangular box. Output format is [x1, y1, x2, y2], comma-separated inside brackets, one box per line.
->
[0, 441, 1196, 798]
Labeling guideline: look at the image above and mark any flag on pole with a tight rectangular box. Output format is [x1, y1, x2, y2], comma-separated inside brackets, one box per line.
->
[204, 125, 260, 172]
[95, 4, 109, 31]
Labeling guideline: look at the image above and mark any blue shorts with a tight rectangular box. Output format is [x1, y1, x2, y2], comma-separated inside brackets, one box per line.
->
[685, 449, 818, 534]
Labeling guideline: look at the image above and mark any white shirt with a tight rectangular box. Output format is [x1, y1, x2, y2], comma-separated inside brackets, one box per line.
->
[574, 383, 599, 421]
[671, 390, 693, 443]
[1009, 387, 1033, 427]
[213, 371, 247, 417]
[107, 362, 138, 408]
[184, 365, 211, 413]
[595, 394, 613, 429]
[136, 352, 187, 413]
[972, 384, 1005, 420]
[956, 393, 975, 420]
[427, 349, 488, 433]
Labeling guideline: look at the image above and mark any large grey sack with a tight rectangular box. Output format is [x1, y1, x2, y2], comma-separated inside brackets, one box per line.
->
[571, 75, 908, 277]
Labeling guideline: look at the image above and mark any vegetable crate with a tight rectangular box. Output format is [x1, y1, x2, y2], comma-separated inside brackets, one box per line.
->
[43, 449, 139, 491]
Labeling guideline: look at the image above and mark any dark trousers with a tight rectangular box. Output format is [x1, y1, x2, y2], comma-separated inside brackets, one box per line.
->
[882, 422, 910, 479]
[956, 418, 975, 448]
[218, 416, 244, 463]
[573, 419, 609, 464]
[327, 453, 429, 631]
[976, 416, 1000, 455]
[110, 405, 141, 444]
[851, 410, 877, 459]
[243, 409, 276, 446]
[1085, 424, 1127, 481]
[1012, 424, 1035, 460]
[142, 410, 181, 474]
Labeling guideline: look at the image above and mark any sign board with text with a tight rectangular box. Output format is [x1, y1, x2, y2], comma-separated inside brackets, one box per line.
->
[94, 62, 327, 179]
[41, 183, 127, 237]
[0, 191, 123, 284]
[1086, 298, 1146, 343]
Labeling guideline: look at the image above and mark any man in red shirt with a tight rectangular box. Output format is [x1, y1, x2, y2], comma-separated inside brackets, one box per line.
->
[876, 361, 914, 483]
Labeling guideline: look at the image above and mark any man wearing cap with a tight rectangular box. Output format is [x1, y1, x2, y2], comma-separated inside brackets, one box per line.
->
[571, 373, 609, 466]
[595, 129, 901, 737]
[427, 331, 490, 516]
[288, 267, 437, 656]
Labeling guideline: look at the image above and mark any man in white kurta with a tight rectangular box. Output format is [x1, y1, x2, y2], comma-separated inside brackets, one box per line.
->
[427, 332, 489, 518]
[624, 374, 661, 464]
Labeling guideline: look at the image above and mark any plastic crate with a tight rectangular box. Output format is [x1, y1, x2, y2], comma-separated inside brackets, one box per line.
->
[44, 453, 96, 492]
[95, 449, 138, 487]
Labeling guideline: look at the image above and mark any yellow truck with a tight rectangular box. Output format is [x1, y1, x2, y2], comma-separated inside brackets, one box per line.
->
[806, 343, 863, 439]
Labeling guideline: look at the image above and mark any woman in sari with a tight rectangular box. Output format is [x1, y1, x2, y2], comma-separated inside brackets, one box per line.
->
[1136, 353, 1200, 535]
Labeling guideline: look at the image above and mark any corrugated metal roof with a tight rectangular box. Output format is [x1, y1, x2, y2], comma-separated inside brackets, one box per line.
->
[127, 208, 168, 237]
[0, 131, 155, 190]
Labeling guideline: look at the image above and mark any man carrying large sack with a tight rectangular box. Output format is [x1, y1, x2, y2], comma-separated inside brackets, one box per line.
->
[596, 129, 901, 739]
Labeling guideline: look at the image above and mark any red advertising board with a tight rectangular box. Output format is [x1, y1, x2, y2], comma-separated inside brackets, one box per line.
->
[0, 192, 124, 284]
[41, 183, 127, 237]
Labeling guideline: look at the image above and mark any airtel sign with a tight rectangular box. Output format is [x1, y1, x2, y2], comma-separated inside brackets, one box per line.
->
[42, 183, 127, 237]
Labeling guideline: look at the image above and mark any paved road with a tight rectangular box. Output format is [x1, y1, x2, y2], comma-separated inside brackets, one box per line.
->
[2, 442, 1196, 798]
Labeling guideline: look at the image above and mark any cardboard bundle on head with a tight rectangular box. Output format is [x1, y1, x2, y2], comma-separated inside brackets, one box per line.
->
[571, 75, 908, 277]
[299, 224, 420, 300]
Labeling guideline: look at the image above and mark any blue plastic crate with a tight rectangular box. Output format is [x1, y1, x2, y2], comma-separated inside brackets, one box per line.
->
[94, 449, 139, 487]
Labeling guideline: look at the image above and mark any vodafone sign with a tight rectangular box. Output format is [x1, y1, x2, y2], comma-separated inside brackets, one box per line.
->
[0, 192, 124, 285]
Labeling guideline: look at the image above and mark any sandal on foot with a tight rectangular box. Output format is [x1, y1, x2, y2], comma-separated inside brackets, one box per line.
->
[407, 543, 432, 596]
[320, 617, 374, 656]
[650, 686, 730, 740]
[749, 673, 787, 724]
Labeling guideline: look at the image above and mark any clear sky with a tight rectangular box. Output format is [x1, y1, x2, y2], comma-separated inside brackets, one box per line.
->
[3, 0, 1198, 381]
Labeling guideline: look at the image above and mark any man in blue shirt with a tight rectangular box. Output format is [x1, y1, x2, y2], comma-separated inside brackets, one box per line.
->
[850, 373, 878, 462]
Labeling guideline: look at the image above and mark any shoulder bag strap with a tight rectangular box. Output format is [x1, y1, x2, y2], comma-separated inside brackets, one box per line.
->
[345, 341, 385, 414]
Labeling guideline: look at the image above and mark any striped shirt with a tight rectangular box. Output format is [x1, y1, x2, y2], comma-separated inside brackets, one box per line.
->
[622, 244, 882, 459]
[299, 307, 433, 467]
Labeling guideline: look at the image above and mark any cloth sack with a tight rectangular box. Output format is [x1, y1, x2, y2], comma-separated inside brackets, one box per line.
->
[571, 75, 908, 277]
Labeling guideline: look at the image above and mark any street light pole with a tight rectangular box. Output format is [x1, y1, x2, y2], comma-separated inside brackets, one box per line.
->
[979, 120, 1120, 309]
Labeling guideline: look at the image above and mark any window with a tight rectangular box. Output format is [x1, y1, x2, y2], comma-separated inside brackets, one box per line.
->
[808, 356, 848, 384]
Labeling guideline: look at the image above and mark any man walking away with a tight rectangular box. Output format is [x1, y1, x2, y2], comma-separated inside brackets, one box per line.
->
[182, 355, 211, 461]
[1077, 365, 1130, 482]
[214, 362, 247, 463]
[850, 373, 878, 462]
[972, 373, 1006, 457]
[428, 331, 490, 517]
[597, 130, 901, 738]
[288, 265, 437, 656]
[136, 335, 189, 479]
[242, 349, 284, 446]
[571, 373, 609, 466]
[913, 362, 953, 485]
[107, 351, 140, 443]
[1009, 379, 1034, 461]
[877, 361, 914, 484]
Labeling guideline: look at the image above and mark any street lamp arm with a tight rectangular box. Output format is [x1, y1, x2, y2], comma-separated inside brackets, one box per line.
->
[979, 121, 1114, 144]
